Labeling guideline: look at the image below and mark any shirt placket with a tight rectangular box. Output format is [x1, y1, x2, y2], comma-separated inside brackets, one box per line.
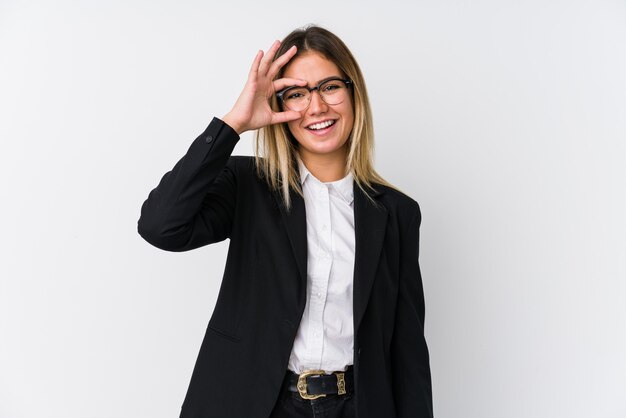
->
[306, 181, 333, 369]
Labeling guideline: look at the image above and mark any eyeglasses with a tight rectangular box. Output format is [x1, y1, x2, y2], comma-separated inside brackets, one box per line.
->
[276, 77, 353, 112]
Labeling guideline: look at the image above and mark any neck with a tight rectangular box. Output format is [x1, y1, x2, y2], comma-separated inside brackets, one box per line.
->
[298, 147, 348, 182]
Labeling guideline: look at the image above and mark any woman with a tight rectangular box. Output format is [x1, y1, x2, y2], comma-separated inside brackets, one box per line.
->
[138, 26, 433, 418]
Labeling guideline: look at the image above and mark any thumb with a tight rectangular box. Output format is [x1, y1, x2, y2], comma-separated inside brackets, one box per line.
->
[271, 110, 302, 125]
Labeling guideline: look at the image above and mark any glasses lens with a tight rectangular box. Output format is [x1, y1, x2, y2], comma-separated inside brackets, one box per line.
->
[319, 79, 349, 105]
[282, 87, 310, 111]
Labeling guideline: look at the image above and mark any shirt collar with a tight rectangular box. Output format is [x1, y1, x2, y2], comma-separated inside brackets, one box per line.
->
[297, 155, 354, 205]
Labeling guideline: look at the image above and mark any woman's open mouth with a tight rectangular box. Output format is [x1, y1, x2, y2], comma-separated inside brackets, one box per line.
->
[305, 119, 337, 136]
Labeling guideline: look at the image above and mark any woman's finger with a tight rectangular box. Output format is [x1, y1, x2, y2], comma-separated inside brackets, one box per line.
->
[247, 49, 264, 81]
[272, 77, 308, 92]
[267, 45, 298, 80]
[271, 110, 302, 125]
[258, 40, 281, 76]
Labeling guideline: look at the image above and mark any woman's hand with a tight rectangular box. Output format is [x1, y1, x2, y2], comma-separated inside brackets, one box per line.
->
[222, 40, 306, 135]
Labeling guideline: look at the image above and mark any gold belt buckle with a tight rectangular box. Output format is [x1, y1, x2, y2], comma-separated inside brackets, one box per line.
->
[296, 369, 347, 400]
[297, 369, 326, 400]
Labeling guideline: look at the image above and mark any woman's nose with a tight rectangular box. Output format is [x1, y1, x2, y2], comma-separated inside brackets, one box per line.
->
[307, 90, 328, 115]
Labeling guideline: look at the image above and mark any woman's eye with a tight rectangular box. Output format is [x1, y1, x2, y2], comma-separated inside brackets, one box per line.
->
[323, 83, 341, 92]
[286, 92, 304, 100]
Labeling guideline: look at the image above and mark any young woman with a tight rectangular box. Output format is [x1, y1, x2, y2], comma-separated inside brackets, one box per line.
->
[138, 26, 433, 418]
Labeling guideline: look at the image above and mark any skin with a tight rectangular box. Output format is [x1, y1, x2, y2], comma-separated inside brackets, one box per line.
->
[283, 52, 355, 182]
[222, 41, 355, 182]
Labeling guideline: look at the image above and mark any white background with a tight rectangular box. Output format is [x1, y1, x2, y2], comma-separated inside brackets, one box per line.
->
[1, 1, 625, 417]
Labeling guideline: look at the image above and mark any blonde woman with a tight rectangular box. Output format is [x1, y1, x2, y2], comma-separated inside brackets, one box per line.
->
[138, 25, 433, 418]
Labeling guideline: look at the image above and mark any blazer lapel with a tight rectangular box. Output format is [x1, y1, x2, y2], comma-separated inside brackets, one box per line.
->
[274, 185, 308, 291]
[274, 175, 388, 335]
[352, 183, 388, 334]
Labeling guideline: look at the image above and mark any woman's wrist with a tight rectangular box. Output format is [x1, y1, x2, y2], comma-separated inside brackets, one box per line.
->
[221, 113, 245, 135]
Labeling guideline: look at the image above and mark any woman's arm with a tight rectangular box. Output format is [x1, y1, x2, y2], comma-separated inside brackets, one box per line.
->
[137, 40, 306, 252]
[137, 118, 240, 251]
[391, 201, 434, 417]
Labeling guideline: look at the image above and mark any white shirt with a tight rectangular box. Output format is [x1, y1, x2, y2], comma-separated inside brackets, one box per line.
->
[287, 156, 356, 374]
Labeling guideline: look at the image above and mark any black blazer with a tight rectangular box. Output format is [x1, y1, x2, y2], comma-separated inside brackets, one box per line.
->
[138, 117, 433, 418]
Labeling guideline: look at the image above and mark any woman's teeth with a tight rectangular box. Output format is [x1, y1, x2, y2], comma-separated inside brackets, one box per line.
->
[307, 120, 335, 130]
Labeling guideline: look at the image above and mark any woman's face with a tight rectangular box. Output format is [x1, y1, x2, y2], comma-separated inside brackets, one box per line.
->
[282, 52, 354, 160]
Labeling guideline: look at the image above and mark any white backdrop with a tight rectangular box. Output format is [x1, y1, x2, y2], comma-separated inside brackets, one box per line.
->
[1, 1, 625, 417]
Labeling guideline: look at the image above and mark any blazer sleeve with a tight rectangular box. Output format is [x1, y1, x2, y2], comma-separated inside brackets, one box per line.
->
[137, 117, 240, 252]
[390, 201, 434, 417]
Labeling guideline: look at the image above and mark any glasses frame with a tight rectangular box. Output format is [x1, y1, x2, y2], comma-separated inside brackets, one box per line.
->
[276, 77, 353, 111]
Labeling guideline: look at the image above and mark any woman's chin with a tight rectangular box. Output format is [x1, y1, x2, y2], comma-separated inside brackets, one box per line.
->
[299, 140, 347, 157]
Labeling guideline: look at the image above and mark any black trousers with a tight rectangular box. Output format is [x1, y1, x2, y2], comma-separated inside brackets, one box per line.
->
[269, 390, 356, 418]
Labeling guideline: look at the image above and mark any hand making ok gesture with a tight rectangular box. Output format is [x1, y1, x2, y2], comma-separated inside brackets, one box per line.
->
[222, 40, 307, 135]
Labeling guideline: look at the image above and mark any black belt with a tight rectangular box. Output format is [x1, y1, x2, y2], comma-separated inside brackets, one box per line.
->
[282, 366, 354, 399]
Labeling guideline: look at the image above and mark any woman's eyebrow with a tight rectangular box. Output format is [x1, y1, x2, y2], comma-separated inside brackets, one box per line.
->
[304, 75, 344, 86]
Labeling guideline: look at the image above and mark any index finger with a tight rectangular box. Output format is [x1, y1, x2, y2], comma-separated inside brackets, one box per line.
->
[273, 77, 308, 92]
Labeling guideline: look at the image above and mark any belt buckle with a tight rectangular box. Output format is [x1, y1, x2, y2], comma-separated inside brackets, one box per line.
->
[297, 369, 327, 400]
[296, 369, 347, 399]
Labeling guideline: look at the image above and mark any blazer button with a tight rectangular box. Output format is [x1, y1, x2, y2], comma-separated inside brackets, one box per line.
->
[205, 135, 213, 143]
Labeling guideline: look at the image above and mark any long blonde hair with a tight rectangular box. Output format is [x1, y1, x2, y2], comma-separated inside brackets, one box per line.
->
[254, 25, 402, 211]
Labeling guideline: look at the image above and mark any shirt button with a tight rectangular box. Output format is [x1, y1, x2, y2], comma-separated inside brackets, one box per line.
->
[321, 224, 327, 231]
[205, 135, 213, 143]
[317, 292, 321, 298]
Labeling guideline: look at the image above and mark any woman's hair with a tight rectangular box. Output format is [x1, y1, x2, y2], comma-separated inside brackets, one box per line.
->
[254, 25, 403, 211]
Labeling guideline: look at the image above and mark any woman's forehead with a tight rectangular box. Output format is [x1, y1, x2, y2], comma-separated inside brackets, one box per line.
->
[282, 51, 343, 83]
